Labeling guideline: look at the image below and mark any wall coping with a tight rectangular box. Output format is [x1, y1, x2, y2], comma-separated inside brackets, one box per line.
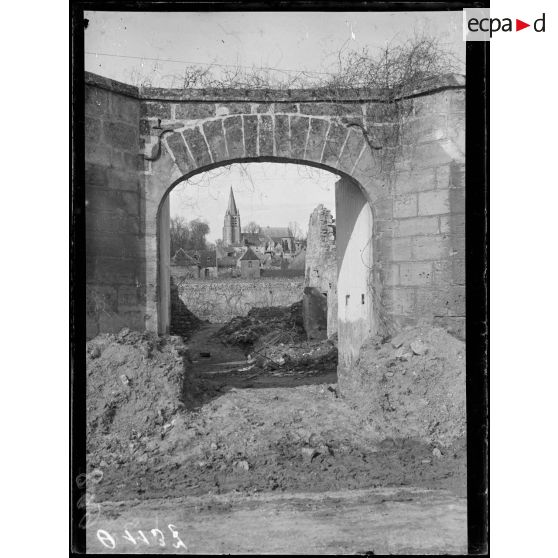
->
[84, 71, 140, 98]
[85, 71, 465, 103]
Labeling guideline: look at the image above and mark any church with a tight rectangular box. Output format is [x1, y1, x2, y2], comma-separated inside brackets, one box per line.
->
[222, 187, 298, 255]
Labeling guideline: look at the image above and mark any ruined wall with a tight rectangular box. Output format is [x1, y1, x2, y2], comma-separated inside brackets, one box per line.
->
[304, 205, 337, 338]
[84, 76, 144, 338]
[176, 277, 304, 322]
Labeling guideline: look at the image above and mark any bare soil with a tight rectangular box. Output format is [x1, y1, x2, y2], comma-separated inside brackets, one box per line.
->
[85, 321, 466, 554]
[352, 326, 467, 448]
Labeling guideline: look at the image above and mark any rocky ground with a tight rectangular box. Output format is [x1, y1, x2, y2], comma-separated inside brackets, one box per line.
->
[85, 307, 467, 554]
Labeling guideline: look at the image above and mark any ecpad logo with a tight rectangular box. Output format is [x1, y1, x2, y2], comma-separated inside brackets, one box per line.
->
[463, 9, 546, 40]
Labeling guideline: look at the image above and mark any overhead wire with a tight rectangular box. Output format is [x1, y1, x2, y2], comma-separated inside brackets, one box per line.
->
[84, 51, 336, 77]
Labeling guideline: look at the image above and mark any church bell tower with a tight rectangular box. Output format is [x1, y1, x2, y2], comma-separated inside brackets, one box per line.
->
[223, 187, 242, 246]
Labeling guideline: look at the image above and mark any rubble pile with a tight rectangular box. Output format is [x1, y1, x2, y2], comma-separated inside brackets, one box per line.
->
[250, 336, 338, 374]
[86, 328, 208, 469]
[213, 300, 337, 375]
[213, 301, 305, 352]
[352, 325, 466, 447]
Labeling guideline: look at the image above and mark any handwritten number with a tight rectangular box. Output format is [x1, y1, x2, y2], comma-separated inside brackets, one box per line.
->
[78, 506, 101, 529]
[151, 528, 165, 547]
[122, 530, 137, 545]
[97, 530, 116, 549]
[76, 470, 103, 489]
[77, 494, 100, 529]
[168, 524, 187, 550]
[96, 526, 182, 550]
[137, 530, 150, 545]
[76, 473, 87, 490]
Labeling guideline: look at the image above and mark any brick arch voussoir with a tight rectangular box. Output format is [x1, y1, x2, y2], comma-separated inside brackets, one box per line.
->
[163, 131, 195, 176]
[164, 112, 370, 177]
[160, 114, 389, 220]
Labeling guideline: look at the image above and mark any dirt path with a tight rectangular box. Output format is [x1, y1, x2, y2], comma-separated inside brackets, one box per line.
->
[186, 324, 248, 375]
[186, 323, 337, 390]
[86, 487, 466, 554]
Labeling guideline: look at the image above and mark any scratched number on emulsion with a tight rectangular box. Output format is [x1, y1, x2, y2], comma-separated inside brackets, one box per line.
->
[96, 524, 187, 550]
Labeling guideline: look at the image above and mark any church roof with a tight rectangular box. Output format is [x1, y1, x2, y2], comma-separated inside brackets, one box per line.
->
[261, 226, 293, 238]
[242, 233, 267, 246]
[225, 187, 239, 215]
[172, 249, 198, 266]
[240, 247, 260, 261]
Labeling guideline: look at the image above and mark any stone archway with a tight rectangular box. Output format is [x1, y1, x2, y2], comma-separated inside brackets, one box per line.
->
[139, 102, 389, 379]
[85, 72, 466, 392]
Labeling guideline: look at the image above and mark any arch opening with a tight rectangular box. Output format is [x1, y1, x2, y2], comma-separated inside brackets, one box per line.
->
[155, 160, 375, 385]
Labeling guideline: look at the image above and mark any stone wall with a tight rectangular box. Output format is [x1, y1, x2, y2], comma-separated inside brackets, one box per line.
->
[83, 71, 466, 371]
[84, 77, 144, 338]
[170, 264, 199, 281]
[171, 264, 218, 280]
[132, 75, 466, 342]
[175, 277, 304, 323]
[375, 91, 466, 340]
[169, 279, 201, 338]
[304, 205, 337, 338]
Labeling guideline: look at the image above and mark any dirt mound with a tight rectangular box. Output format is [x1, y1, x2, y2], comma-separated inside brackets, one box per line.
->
[91, 383, 466, 503]
[352, 325, 466, 447]
[86, 325, 465, 504]
[213, 301, 305, 352]
[86, 328, 214, 468]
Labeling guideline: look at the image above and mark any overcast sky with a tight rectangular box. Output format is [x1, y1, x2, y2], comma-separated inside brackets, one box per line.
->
[84, 11, 463, 242]
[84, 11, 464, 87]
[170, 163, 337, 242]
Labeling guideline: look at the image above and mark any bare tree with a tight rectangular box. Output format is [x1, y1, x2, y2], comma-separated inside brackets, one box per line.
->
[289, 221, 306, 241]
[244, 221, 261, 234]
[170, 217, 211, 255]
[133, 32, 460, 94]
[188, 219, 210, 250]
[170, 216, 190, 256]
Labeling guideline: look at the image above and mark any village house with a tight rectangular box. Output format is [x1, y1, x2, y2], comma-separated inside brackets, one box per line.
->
[239, 247, 261, 279]
[171, 248, 217, 279]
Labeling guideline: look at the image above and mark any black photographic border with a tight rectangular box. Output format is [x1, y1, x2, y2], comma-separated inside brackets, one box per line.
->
[70, 2, 488, 554]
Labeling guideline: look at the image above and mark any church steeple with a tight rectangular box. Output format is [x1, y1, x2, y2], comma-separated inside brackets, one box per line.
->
[223, 187, 242, 246]
[226, 187, 239, 216]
